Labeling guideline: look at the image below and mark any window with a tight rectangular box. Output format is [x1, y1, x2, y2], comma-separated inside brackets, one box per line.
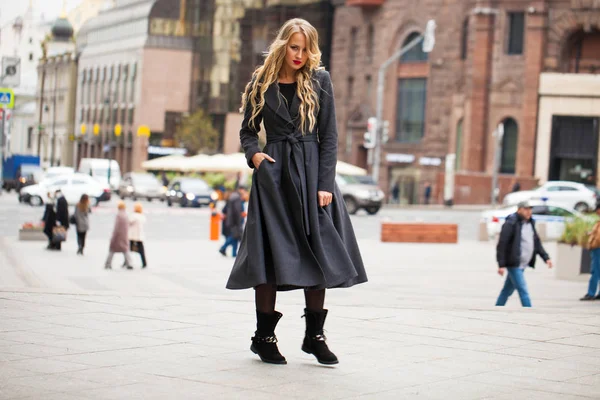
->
[365, 75, 372, 99]
[29, 53, 33, 61]
[128, 108, 134, 124]
[531, 206, 549, 215]
[72, 179, 86, 185]
[559, 186, 577, 191]
[507, 12, 525, 55]
[27, 127, 33, 149]
[455, 119, 463, 170]
[460, 18, 469, 60]
[500, 118, 518, 173]
[548, 206, 574, 217]
[395, 78, 427, 142]
[400, 32, 428, 63]
[366, 24, 374, 64]
[349, 27, 358, 67]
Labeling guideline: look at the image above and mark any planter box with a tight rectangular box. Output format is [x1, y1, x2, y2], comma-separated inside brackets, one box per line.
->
[381, 223, 458, 243]
[555, 243, 590, 281]
[18, 229, 46, 241]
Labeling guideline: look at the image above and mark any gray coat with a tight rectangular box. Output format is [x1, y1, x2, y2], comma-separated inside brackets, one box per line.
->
[73, 206, 90, 233]
[226, 69, 368, 291]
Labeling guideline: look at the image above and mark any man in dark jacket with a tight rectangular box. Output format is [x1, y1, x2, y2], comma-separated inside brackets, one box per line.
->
[219, 186, 248, 257]
[496, 200, 553, 307]
[54, 190, 70, 250]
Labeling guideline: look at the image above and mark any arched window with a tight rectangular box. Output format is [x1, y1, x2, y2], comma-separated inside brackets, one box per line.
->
[400, 32, 428, 63]
[500, 118, 518, 174]
[455, 119, 463, 170]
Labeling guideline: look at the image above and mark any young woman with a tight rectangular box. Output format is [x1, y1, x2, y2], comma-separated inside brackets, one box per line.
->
[74, 194, 91, 255]
[128, 202, 147, 268]
[226, 18, 367, 365]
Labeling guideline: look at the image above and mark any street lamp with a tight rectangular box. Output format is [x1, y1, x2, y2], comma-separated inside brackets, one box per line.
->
[371, 20, 436, 184]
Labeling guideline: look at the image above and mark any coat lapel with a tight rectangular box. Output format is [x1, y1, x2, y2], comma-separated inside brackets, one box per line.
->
[265, 84, 293, 125]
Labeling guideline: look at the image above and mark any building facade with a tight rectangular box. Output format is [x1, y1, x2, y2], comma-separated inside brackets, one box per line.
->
[74, 0, 193, 172]
[332, 0, 600, 204]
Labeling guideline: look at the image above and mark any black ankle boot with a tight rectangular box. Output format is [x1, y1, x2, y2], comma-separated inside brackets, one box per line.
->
[301, 308, 339, 365]
[250, 310, 287, 365]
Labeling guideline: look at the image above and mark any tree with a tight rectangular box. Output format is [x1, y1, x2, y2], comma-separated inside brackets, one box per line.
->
[175, 109, 219, 155]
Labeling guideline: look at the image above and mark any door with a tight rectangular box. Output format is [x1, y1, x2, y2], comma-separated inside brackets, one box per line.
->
[549, 116, 599, 183]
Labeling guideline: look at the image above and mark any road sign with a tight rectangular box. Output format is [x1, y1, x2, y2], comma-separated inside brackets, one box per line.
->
[1, 57, 21, 87]
[0, 88, 15, 109]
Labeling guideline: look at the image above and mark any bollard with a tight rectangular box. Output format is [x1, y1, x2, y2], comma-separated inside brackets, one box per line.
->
[478, 220, 489, 241]
[536, 222, 547, 242]
[209, 203, 220, 241]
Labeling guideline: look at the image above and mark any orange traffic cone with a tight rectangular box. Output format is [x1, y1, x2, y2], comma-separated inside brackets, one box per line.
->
[210, 203, 220, 241]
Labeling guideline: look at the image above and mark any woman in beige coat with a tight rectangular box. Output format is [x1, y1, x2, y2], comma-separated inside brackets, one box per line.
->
[105, 201, 133, 270]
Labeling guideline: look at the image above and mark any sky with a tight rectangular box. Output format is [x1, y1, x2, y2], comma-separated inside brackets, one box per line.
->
[0, 0, 84, 26]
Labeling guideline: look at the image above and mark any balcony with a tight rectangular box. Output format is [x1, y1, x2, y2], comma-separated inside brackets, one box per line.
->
[345, 0, 385, 7]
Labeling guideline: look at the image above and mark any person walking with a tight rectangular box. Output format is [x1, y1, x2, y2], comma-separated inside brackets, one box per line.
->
[423, 182, 432, 205]
[496, 201, 553, 307]
[226, 18, 367, 366]
[580, 205, 600, 301]
[128, 202, 148, 268]
[42, 192, 58, 250]
[105, 201, 133, 270]
[219, 186, 248, 257]
[54, 190, 70, 251]
[73, 194, 91, 255]
[391, 181, 400, 204]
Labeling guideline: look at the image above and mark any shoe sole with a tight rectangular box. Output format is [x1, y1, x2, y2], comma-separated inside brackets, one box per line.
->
[250, 344, 287, 365]
[301, 345, 339, 365]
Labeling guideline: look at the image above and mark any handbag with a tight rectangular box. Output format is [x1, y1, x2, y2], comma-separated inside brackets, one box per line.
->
[69, 215, 77, 226]
[52, 226, 67, 243]
[130, 241, 139, 253]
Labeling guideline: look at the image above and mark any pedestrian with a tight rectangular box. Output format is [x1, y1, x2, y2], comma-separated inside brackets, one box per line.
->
[128, 202, 147, 268]
[424, 181, 432, 205]
[511, 178, 521, 193]
[580, 205, 600, 301]
[495, 200, 553, 307]
[42, 192, 58, 250]
[73, 194, 91, 255]
[391, 181, 400, 204]
[219, 186, 248, 257]
[226, 18, 367, 366]
[54, 189, 70, 251]
[104, 201, 133, 270]
[161, 171, 169, 187]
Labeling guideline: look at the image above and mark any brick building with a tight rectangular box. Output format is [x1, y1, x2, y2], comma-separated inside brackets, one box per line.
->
[331, 0, 600, 204]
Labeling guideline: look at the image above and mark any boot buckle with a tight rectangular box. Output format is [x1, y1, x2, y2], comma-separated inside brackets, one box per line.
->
[252, 335, 278, 344]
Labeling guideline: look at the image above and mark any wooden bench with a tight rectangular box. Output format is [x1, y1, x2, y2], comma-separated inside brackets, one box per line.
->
[381, 223, 458, 244]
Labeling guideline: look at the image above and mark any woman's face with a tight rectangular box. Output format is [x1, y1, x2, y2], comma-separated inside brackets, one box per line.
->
[285, 32, 308, 72]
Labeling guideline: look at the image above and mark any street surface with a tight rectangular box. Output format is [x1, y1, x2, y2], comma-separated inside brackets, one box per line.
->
[0, 192, 599, 399]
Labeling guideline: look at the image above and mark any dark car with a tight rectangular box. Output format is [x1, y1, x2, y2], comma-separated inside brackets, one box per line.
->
[166, 178, 218, 208]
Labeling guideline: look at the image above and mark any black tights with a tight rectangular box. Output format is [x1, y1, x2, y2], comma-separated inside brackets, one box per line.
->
[255, 284, 325, 314]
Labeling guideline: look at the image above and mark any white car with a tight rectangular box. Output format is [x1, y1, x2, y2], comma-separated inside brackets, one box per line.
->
[503, 181, 597, 213]
[481, 201, 585, 241]
[43, 166, 75, 181]
[20, 173, 111, 207]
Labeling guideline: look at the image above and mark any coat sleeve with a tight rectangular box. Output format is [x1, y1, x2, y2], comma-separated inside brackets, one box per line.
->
[240, 87, 263, 169]
[317, 71, 338, 194]
[496, 220, 513, 268]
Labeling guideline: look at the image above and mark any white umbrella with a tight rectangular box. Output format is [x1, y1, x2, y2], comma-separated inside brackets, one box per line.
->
[141, 155, 188, 172]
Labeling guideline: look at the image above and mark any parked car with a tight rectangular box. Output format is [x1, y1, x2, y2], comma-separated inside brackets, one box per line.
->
[336, 174, 384, 215]
[166, 178, 218, 207]
[43, 166, 75, 181]
[119, 172, 165, 201]
[78, 158, 121, 191]
[503, 180, 597, 213]
[481, 200, 586, 241]
[20, 173, 111, 206]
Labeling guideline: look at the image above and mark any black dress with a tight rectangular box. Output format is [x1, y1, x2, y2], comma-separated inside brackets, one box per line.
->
[226, 70, 368, 291]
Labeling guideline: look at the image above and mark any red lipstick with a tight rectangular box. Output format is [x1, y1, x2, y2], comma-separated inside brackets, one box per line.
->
[293, 60, 302, 65]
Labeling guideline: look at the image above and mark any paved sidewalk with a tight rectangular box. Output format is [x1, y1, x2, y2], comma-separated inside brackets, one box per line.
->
[1, 238, 599, 399]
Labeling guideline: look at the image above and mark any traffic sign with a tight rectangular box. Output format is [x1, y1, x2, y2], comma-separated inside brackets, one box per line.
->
[0, 88, 15, 109]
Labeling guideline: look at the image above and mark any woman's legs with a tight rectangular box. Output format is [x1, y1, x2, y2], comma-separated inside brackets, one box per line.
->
[304, 289, 325, 311]
[255, 284, 277, 313]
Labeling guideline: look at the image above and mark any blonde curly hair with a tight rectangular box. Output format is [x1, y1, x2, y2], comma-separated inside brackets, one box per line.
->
[240, 18, 323, 134]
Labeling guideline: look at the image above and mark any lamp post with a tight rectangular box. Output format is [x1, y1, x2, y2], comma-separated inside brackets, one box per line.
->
[49, 62, 58, 166]
[371, 20, 436, 184]
[491, 123, 504, 206]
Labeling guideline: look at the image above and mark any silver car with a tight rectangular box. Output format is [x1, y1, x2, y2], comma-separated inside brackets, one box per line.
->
[118, 173, 165, 201]
[336, 174, 385, 215]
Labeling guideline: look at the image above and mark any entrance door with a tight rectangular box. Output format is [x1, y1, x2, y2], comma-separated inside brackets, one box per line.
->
[549, 116, 599, 183]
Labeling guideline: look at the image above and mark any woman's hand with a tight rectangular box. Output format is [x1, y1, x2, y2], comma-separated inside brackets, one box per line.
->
[251, 153, 276, 169]
[318, 191, 333, 207]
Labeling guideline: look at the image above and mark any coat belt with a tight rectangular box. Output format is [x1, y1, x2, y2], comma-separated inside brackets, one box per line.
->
[267, 134, 318, 236]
